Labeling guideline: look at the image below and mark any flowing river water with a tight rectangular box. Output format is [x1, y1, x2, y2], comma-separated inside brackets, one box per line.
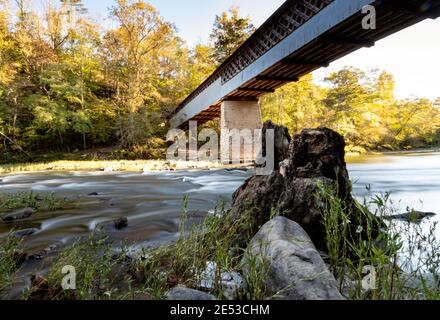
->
[0, 150, 439, 295]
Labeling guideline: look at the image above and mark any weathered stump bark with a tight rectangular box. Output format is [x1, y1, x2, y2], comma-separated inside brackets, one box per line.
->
[226, 121, 382, 251]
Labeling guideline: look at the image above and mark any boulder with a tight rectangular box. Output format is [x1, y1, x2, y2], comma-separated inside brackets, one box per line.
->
[2, 208, 36, 222]
[226, 123, 382, 250]
[242, 216, 344, 300]
[166, 287, 217, 300]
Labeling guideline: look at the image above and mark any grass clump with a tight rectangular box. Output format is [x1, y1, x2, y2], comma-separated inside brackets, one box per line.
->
[0, 192, 68, 211]
[0, 235, 23, 295]
[240, 242, 269, 300]
[317, 182, 440, 300]
[133, 197, 268, 300]
[16, 197, 267, 301]
[26, 232, 127, 300]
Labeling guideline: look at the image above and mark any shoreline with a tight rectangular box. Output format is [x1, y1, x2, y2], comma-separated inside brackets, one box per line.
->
[0, 147, 440, 174]
[0, 160, 254, 175]
[1, 147, 439, 175]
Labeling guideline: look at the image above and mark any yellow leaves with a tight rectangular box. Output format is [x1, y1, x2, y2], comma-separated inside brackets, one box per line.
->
[34, 106, 55, 125]
[66, 95, 83, 105]
[261, 67, 439, 150]
[135, 2, 146, 10]
[0, 67, 16, 86]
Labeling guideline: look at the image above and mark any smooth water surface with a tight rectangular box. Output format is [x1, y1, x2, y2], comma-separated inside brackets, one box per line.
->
[0, 151, 439, 292]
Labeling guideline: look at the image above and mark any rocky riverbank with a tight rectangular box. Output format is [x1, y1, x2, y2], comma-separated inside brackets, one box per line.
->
[1, 122, 440, 300]
[163, 122, 440, 300]
[165, 122, 385, 300]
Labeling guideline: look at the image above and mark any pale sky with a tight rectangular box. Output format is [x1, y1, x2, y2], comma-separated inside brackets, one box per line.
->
[48, 1, 440, 100]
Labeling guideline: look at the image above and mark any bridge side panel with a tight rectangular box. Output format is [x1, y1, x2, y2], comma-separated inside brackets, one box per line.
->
[171, 0, 376, 128]
[221, 0, 375, 96]
[170, 78, 222, 128]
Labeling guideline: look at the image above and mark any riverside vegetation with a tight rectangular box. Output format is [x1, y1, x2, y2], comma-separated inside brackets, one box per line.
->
[1, 182, 439, 300]
[1, 0, 439, 301]
[1, 1, 439, 166]
[1, 126, 439, 300]
[0, 191, 67, 211]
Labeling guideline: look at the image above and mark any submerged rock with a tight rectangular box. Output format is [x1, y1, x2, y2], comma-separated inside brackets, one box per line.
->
[27, 244, 60, 261]
[166, 287, 217, 300]
[114, 216, 128, 230]
[383, 211, 436, 223]
[12, 228, 39, 238]
[242, 216, 344, 300]
[226, 123, 382, 250]
[2, 208, 36, 222]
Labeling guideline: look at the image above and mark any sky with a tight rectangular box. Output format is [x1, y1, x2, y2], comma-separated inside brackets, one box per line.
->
[61, 1, 440, 100]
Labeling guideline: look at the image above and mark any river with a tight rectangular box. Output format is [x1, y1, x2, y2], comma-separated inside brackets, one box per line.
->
[348, 150, 440, 217]
[0, 151, 439, 289]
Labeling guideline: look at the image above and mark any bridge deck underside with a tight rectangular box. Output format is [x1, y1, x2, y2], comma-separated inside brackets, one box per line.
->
[181, 0, 440, 127]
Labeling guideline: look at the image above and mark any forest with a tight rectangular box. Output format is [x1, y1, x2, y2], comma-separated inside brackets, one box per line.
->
[1, 0, 439, 163]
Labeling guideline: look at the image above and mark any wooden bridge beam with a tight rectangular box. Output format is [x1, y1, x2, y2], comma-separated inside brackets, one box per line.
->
[256, 75, 300, 82]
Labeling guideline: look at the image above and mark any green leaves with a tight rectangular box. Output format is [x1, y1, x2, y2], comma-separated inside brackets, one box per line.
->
[210, 6, 255, 65]
[0, 235, 22, 295]
[1, 1, 438, 157]
[261, 67, 440, 152]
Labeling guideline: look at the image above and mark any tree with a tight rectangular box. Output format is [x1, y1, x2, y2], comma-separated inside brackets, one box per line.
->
[104, 0, 174, 148]
[261, 74, 325, 132]
[0, 0, 7, 31]
[210, 6, 254, 65]
[322, 68, 375, 147]
[1, 0, 439, 160]
[1, 0, 35, 150]
[61, 0, 93, 149]
[262, 67, 440, 151]
[185, 44, 215, 92]
[0, 0, 14, 87]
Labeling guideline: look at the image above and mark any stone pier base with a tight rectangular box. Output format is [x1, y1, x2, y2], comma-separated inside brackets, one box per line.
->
[220, 100, 263, 163]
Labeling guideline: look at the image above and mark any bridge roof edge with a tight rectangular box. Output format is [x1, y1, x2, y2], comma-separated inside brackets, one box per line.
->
[176, 0, 301, 110]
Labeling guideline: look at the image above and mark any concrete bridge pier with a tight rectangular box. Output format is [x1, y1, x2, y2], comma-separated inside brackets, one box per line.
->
[220, 100, 263, 163]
